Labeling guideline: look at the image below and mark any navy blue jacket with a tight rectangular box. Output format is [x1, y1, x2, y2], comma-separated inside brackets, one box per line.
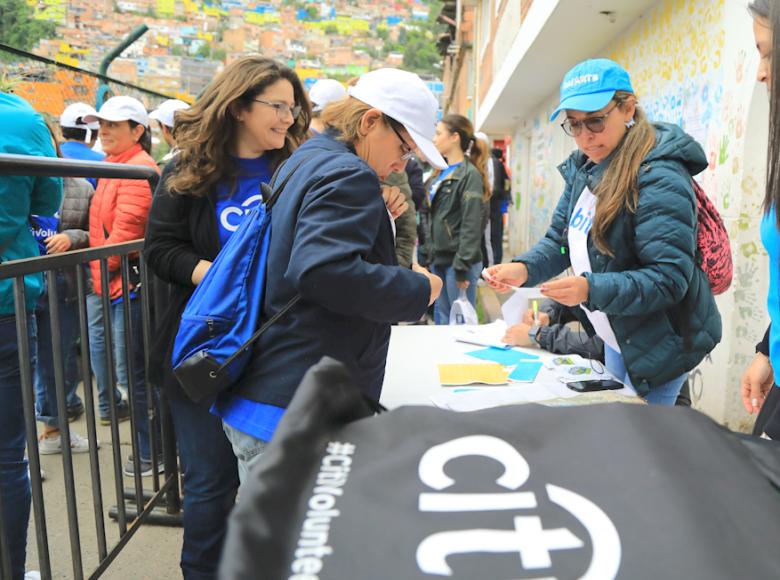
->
[516, 123, 721, 395]
[234, 131, 431, 405]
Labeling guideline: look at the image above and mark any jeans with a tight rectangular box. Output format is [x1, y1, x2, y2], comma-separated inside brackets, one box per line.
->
[222, 423, 269, 485]
[0, 314, 36, 580]
[604, 345, 687, 406]
[167, 393, 239, 580]
[87, 293, 130, 417]
[432, 262, 482, 325]
[87, 294, 154, 459]
[490, 207, 504, 265]
[35, 274, 83, 428]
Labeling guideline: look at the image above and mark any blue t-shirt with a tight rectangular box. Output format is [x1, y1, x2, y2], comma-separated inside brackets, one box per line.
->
[214, 156, 273, 247]
[761, 208, 780, 378]
[60, 141, 105, 188]
[429, 162, 461, 201]
[210, 154, 284, 442]
[29, 214, 60, 255]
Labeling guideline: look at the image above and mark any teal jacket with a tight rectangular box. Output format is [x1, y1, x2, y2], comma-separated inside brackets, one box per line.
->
[516, 123, 721, 395]
[0, 93, 62, 316]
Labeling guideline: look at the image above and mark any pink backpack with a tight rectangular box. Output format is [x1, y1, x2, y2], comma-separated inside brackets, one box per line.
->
[692, 179, 732, 295]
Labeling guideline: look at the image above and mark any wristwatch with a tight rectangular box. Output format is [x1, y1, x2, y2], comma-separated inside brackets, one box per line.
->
[528, 325, 542, 345]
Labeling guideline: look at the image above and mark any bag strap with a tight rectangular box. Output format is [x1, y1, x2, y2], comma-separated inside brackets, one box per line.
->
[214, 153, 312, 375]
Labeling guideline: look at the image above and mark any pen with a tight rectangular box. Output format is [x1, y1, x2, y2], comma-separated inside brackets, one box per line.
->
[533, 300, 539, 326]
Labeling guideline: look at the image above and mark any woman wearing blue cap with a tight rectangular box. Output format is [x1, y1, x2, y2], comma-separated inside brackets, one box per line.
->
[484, 58, 721, 405]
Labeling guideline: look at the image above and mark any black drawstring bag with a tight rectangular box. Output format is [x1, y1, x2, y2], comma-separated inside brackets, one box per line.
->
[220, 357, 780, 580]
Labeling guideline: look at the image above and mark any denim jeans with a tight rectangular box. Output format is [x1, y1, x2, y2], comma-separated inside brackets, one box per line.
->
[0, 314, 36, 580]
[87, 293, 131, 415]
[222, 422, 269, 485]
[432, 262, 482, 325]
[35, 274, 83, 428]
[167, 393, 239, 580]
[87, 293, 154, 459]
[604, 345, 687, 406]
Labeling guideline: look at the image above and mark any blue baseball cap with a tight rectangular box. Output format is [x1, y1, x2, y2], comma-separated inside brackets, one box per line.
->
[549, 58, 634, 121]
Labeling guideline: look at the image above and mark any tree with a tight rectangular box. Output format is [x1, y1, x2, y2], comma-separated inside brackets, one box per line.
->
[195, 43, 211, 59]
[0, 0, 56, 54]
[212, 47, 227, 62]
[403, 31, 441, 74]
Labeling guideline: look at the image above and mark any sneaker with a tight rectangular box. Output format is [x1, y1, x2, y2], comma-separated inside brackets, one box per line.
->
[38, 431, 94, 455]
[123, 455, 164, 478]
[100, 401, 130, 426]
[24, 572, 41, 580]
[67, 401, 85, 423]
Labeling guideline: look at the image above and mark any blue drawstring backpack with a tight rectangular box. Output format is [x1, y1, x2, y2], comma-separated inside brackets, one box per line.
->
[171, 158, 305, 403]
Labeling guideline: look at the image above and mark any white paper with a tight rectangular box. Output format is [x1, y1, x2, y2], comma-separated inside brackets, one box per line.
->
[453, 320, 510, 349]
[482, 268, 544, 299]
[501, 291, 529, 326]
[430, 384, 560, 412]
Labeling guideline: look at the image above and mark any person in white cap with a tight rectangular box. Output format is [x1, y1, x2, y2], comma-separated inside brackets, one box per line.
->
[217, 67, 444, 478]
[59, 102, 105, 186]
[82, 96, 162, 476]
[307, 78, 346, 133]
[148, 98, 189, 166]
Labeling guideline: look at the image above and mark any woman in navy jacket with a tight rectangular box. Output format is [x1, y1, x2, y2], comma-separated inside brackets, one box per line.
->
[218, 68, 445, 480]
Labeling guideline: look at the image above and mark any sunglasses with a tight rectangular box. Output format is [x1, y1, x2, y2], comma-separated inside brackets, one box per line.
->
[560, 103, 618, 137]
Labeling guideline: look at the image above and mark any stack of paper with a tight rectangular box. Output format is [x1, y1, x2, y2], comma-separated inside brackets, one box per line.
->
[437, 363, 509, 386]
[453, 320, 511, 349]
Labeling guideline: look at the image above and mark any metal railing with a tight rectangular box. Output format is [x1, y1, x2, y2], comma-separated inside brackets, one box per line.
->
[0, 154, 181, 579]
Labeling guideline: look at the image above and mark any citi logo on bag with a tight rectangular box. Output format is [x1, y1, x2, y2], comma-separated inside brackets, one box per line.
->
[569, 206, 594, 235]
[415, 435, 621, 578]
[220, 194, 263, 233]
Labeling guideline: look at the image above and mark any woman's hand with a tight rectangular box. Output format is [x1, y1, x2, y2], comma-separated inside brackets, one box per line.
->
[382, 185, 409, 219]
[44, 233, 72, 254]
[413, 264, 443, 306]
[482, 263, 528, 293]
[540, 276, 589, 306]
[503, 323, 533, 347]
[522, 309, 550, 326]
[191, 260, 213, 285]
[740, 353, 774, 414]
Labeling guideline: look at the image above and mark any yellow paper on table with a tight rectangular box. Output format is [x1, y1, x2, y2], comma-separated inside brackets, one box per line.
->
[438, 363, 509, 386]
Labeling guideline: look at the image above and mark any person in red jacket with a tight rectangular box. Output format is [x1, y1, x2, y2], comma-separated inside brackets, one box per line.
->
[83, 96, 161, 476]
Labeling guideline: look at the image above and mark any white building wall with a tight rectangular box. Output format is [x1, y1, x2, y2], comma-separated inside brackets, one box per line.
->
[504, 0, 768, 429]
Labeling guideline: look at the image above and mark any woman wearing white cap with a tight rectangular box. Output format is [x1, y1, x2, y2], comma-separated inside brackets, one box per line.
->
[82, 96, 160, 473]
[484, 59, 720, 405]
[144, 56, 311, 578]
[148, 98, 189, 167]
[216, 67, 444, 480]
[308, 78, 347, 134]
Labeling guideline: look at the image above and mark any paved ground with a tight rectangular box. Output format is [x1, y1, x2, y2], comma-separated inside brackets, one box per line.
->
[27, 284, 505, 579]
[26, 399, 182, 579]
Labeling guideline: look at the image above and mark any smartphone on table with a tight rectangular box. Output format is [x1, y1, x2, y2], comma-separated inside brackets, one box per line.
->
[566, 379, 624, 393]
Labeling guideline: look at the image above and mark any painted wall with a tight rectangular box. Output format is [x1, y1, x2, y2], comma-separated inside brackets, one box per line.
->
[506, 0, 768, 428]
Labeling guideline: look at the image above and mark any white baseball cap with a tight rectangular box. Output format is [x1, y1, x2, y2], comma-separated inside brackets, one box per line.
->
[60, 102, 100, 130]
[348, 68, 447, 170]
[83, 96, 149, 127]
[308, 79, 347, 113]
[149, 99, 190, 128]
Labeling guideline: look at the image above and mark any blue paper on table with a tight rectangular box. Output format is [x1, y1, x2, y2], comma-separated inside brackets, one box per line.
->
[508, 361, 544, 382]
[466, 347, 540, 366]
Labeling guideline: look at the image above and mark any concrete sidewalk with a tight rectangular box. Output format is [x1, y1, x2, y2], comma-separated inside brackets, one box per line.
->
[26, 400, 182, 579]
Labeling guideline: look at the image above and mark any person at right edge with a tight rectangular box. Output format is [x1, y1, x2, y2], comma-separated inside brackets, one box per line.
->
[484, 58, 721, 405]
[742, 1, 780, 438]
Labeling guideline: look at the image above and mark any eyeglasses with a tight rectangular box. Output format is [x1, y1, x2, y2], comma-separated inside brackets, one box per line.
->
[253, 98, 302, 120]
[387, 119, 415, 161]
[560, 103, 618, 137]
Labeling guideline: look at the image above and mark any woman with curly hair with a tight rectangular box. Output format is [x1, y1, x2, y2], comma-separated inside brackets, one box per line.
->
[144, 56, 310, 579]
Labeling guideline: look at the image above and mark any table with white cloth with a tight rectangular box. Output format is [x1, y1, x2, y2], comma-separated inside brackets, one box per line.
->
[380, 324, 639, 410]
